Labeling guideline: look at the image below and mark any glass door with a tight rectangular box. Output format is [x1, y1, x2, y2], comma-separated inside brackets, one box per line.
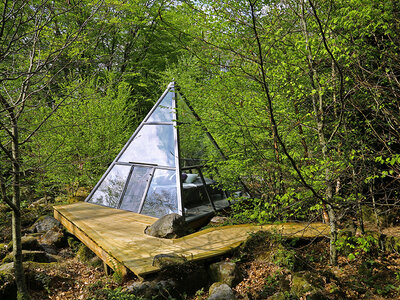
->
[119, 166, 154, 213]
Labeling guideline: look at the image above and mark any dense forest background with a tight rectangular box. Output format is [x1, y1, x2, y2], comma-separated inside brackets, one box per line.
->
[1, 0, 399, 298]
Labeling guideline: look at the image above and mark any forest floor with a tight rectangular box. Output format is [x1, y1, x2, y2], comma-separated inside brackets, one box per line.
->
[23, 231, 400, 300]
[2, 200, 400, 299]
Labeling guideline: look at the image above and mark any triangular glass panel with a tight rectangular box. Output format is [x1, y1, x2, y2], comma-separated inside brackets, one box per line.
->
[146, 90, 174, 123]
[140, 169, 178, 218]
[89, 164, 131, 208]
[118, 124, 176, 167]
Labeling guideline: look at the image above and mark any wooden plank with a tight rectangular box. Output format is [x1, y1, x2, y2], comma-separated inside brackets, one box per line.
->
[54, 202, 329, 277]
[54, 208, 128, 278]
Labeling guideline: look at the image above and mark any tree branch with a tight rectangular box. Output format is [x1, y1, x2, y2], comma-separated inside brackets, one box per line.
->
[248, 0, 332, 206]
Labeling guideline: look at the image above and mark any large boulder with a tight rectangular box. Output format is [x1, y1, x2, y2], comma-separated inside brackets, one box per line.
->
[29, 216, 61, 234]
[21, 235, 42, 250]
[0, 261, 60, 298]
[40, 226, 65, 248]
[144, 213, 187, 239]
[158, 261, 209, 295]
[0, 262, 16, 299]
[209, 261, 241, 287]
[208, 282, 236, 300]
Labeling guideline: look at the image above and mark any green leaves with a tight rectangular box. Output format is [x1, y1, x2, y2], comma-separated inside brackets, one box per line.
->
[27, 74, 132, 190]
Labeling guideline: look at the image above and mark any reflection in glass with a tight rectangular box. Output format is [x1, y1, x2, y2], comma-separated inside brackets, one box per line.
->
[147, 91, 174, 123]
[176, 96, 218, 167]
[88, 165, 130, 207]
[120, 166, 153, 212]
[118, 125, 176, 167]
[141, 169, 178, 218]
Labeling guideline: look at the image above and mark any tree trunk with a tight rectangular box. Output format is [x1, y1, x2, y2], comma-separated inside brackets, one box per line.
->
[11, 124, 31, 300]
[299, 0, 339, 265]
[327, 203, 338, 265]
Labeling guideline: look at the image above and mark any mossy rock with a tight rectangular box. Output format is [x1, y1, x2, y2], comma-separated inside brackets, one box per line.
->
[66, 187, 90, 203]
[125, 279, 178, 300]
[0, 244, 8, 261]
[269, 291, 294, 300]
[153, 253, 187, 269]
[0, 262, 16, 299]
[337, 229, 354, 240]
[7, 235, 42, 252]
[361, 206, 397, 228]
[40, 226, 66, 248]
[21, 208, 43, 228]
[1, 261, 64, 298]
[291, 272, 324, 299]
[67, 236, 81, 252]
[208, 282, 236, 300]
[291, 274, 315, 294]
[208, 261, 241, 287]
[2, 250, 54, 264]
[158, 261, 209, 295]
[29, 215, 61, 234]
[234, 231, 275, 261]
[76, 244, 95, 263]
[89, 256, 103, 268]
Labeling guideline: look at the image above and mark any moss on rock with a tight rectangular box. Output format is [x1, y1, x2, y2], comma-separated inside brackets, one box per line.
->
[2, 250, 53, 264]
[0, 244, 8, 261]
[7, 235, 42, 252]
[0, 262, 16, 299]
[208, 261, 241, 287]
[76, 244, 95, 263]
[291, 272, 324, 299]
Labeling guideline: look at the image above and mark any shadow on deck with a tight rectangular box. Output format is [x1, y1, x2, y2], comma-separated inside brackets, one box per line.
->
[54, 202, 329, 278]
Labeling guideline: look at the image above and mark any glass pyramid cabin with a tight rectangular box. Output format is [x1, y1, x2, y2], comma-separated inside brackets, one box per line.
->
[85, 82, 232, 222]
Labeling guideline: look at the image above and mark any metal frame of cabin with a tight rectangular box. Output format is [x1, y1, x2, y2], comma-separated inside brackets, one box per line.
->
[84, 82, 240, 222]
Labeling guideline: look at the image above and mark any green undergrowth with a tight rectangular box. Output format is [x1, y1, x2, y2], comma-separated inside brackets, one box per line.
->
[86, 286, 144, 300]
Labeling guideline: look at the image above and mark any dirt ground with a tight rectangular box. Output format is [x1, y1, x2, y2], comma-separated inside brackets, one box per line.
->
[27, 232, 400, 299]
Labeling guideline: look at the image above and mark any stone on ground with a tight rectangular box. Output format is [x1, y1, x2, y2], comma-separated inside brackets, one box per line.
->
[208, 282, 236, 300]
[291, 272, 324, 299]
[40, 226, 65, 248]
[0, 263, 16, 299]
[28, 197, 51, 209]
[209, 261, 241, 287]
[125, 280, 177, 300]
[30, 215, 61, 233]
[209, 216, 229, 225]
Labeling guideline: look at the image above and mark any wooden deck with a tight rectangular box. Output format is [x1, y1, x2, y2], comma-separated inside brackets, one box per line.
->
[54, 202, 329, 277]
